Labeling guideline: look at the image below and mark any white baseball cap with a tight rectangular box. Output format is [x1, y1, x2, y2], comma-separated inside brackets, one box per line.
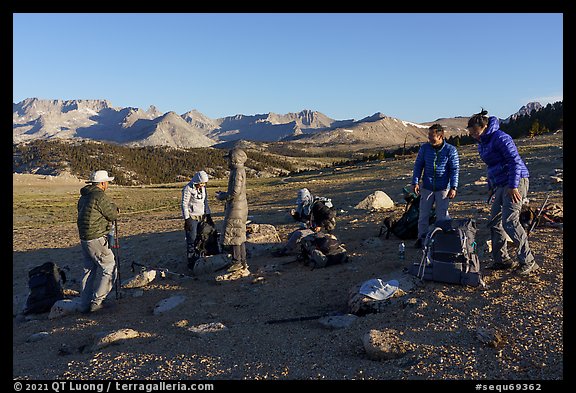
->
[87, 170, 115, 183]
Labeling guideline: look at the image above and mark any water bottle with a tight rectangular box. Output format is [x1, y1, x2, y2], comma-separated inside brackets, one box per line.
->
[399, 242, 405, 260]
[108, 222, 115, 249]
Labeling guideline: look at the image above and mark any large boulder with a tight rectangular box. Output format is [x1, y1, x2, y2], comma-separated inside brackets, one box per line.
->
[355, 191, 395, 211]
[246, 223, 281, 244]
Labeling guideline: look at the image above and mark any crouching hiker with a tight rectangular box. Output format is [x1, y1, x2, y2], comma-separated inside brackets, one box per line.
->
[77, 170, 119, 314]
[467, 109, 537, 275]
[216, 148, 249, 274]
[181, 170, 214, 270]
[290, 188, 314, 226]
[273, 191, 336, 257]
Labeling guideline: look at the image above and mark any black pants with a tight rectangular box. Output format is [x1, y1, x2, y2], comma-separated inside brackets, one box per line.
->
[232, 243, 247, 266]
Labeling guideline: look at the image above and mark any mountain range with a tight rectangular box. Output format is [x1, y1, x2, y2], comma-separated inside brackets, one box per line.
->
[12, 98, 544, 148]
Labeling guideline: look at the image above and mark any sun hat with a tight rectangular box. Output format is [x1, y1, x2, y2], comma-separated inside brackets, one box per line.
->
[87, 170, 115, 183]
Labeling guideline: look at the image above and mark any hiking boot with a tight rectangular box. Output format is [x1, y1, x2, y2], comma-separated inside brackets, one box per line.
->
[517, 261, 539, 276]
[487, 258, 517, 270]
[88, 302, 104, 313]
[227, 262, 244, 273]
[414, 238, 423, 249]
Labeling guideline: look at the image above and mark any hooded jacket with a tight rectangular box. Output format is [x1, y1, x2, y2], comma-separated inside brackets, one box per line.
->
[477, 116, 529, 189]
[296, 188, 314, 218]
[77, 184, 118, 241]
[181, 171, 211, 220]
[412, 140, 459, 192]
[217, 149, 248, 246]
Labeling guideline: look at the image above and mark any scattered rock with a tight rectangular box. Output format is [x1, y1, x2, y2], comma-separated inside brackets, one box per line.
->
[550, 176, 563, 183]
[476, 326, 506, 348]
[153, 295, 186, 315]
[355, 191, 395, 211]
[63, 289, 80, 297]
[26, 332, 50, 343]
[92, 328, 140, 351]
[122, 270, 157, 289]
[318, 314, 358, 330]
[174, 320, 189, 328]
[193, 254, 230, 276]
[251, 276, 265, 284]
[48, 298, 83, 319]
[188, 322, 228, 337]
[403, 297, 428, 310]
[362, 329, 412, 361]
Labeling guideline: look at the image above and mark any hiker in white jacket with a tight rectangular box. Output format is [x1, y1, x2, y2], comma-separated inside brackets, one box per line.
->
[181, 170, 213, 268]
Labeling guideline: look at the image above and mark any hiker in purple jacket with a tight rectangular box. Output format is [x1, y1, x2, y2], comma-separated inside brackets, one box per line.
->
[467, 109, 538, 275]
[411, 123, 460, 248]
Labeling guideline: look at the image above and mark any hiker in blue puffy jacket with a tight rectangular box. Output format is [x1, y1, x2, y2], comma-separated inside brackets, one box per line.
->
[467, 109, 537, 276]
[411, 123, 460, 248]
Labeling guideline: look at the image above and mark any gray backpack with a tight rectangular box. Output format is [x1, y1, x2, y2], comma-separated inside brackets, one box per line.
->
[409, 219, 484, 287]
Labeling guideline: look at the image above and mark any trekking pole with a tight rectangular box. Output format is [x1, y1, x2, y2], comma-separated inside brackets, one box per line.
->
[113, 220, 121, 300]
[528, 193, 550, 236]
[131, 261, 196, 279]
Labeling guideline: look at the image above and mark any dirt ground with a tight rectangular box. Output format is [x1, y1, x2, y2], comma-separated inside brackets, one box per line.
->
[12, 133, 563, 380]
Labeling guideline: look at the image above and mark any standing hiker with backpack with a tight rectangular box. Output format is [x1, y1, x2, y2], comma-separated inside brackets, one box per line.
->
[467, 109, 538, 275]
[181, 170, 215, 270]
[77, 170, 119, 314]
[216, 148, 249, 274]
[411, 123, 460, 248]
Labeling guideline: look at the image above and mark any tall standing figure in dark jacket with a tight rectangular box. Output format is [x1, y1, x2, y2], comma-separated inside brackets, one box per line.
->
[411, 123, 460, 248]
[216, 148, 249, 273]
[77, 170, 119, 313]
[467, 109, 537, 275]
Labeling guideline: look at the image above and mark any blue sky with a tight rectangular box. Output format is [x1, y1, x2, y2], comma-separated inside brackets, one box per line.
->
[13, 13, 563, 123]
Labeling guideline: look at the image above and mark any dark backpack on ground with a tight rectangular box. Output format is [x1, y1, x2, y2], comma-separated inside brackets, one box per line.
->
[23, 262, 66, 315]
[311, 198, 337, 231]
[408, 218, 484, 287]
[381, 193, 436, 240]
[194, 220, 220, 257]
[299, 233, 348, 268]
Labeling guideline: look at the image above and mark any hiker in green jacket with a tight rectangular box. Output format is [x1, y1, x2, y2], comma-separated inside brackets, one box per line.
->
[77, 170, 119, 313]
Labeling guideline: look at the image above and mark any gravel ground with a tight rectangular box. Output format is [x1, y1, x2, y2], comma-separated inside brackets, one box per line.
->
[13, 133, 563, 380]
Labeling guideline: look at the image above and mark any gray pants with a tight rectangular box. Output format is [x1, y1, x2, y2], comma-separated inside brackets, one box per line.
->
[418, 188, 451, 240]
[232, 243, 247, 266]
[488, 178, 534, 265]
[80, 236, 117, 309]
